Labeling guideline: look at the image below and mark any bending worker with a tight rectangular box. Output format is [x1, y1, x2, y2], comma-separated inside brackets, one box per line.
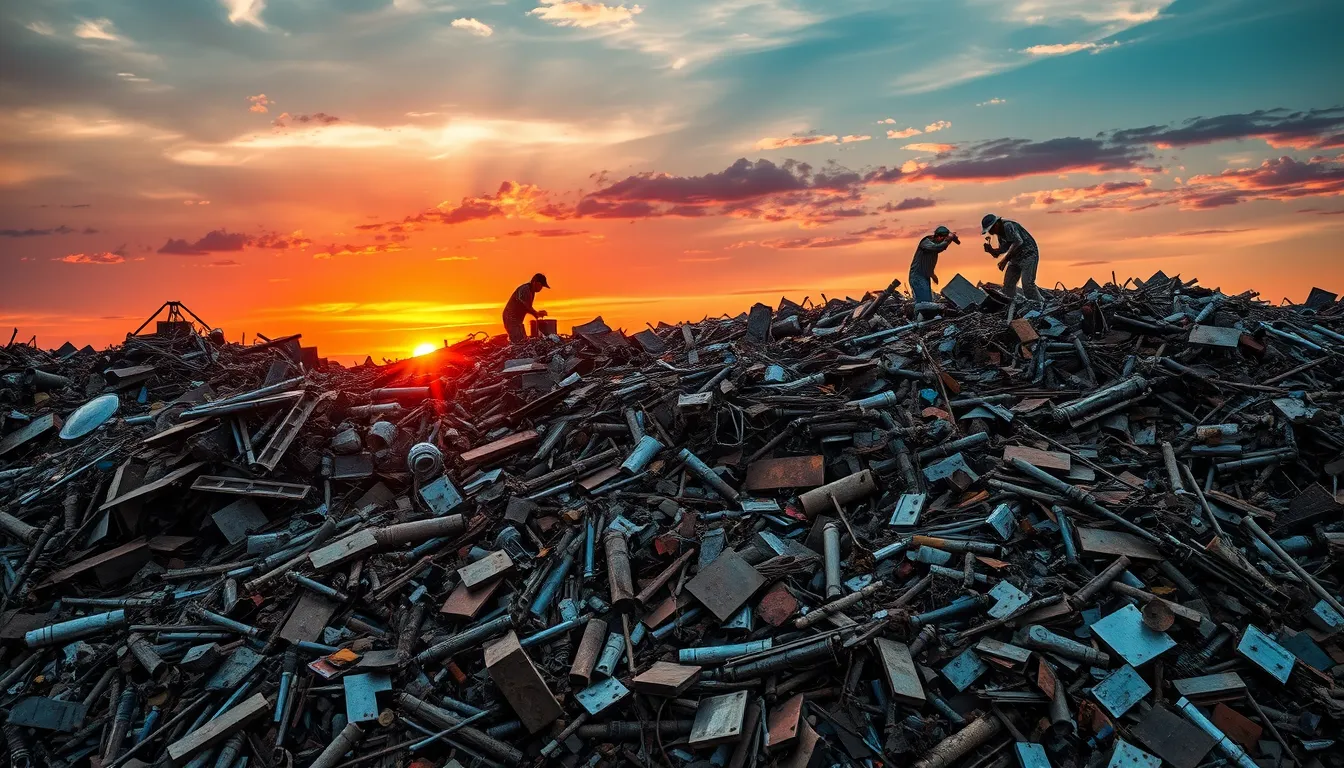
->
[502, 273, 550, 344]
[909, 225, 959, 304]
[981, 213, 1044, 304]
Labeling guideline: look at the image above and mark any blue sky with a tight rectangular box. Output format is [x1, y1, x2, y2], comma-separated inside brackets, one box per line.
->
[2, 0, 1341, 358]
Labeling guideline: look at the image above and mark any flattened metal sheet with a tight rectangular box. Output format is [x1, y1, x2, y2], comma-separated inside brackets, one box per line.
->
[344, 672, 392, 723]
[988, 580, 1031, 619]
[1092, 604, 1176, 667]
[1015, 742, 1051, 768]
[1236, 624, 1294, 683]
[875, 638, 925, 706]
[1108, 739, 1161, 768]
[1092, 665, 1150, 717]
[685, 549, 765, 622]
[744, 456, 825, 491]
[941, 648, 988, 692]
[689, 691, 748, 747]
[889, 493, 926, 527]
[575, 677, 630, 715]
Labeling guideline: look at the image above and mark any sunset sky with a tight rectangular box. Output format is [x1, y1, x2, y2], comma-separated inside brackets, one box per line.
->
[2, 0, 1341, 362]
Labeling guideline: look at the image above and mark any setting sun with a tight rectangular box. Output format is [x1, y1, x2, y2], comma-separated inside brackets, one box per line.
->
[412, 342, 437, 357]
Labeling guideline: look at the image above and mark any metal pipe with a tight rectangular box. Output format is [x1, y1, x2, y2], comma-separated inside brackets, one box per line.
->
[909, 595, 986, 629]
[394, 693, 523, 764]
[1022, 625, 1110, 666]
[795, 580, 884, 629]
[521, 614, 590, 648]
[413, 614, 513, 665]
[621, 435, 663, 475]
[1050, 375, 1148, 424]
[677, 448, 740, 501]
[679, 639, 774, 666]
[604, 530, 637, 612]
[913, 715, 1003, 768]
[1242, 516, 1344, 616]
[822, 522, 844, 599]
[1173, 697, 1258, 768]
[25, 610, 128, 647]
[594, 631, 626, 677]
[1009, 457, 1160, 544]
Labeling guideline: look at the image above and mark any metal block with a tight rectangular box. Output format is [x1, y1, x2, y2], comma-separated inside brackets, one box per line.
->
[0, 413, 61, 456]
[1188, 325, 1242, 348]
[343, 672, 392, 723]
[889, 493, 926, 527]
[7, 697, 86, 732]
[440, 578, 501, 619]
[484, 630, 563, 733]
[678, 392, 714, 410]
[1210, 703, 1262, 752]
[922, 453, 979, 491]
[685, 549, 766, 622]
[207, 646, 264, 690]
[758, 582, 799, 627]
[975, 637, 1031, 667]
[1077, 528, 1162, 560]
[1092, 665, 1150, 717]
[1092, 604, 1176, 666]
[1308, 599, 1344, 635]
[1173, 672, 1247, 701]
[309, 530, 379, 571]
[1236, 624, 1294, 683]
[941, 648, 988, 692]
[875, 638, 925, 706]
[1131, 705, 1216, 768]
[1108, 739, 1161, 768]
[988, 580, 1031, 619]
[458, 550, 514, 589]
[1277, 630, 1331, 672]
[38, 538, 150, 587]
[419, 475, 464, 516]
[766, 693, 804, 751]
[331, 453, 375, 480]
[744, 456, 825, 492]
[166, 693, 270, 765]
[101, 461, 207, 510]
[211, 498, 267, 544]
[1015, 742, 1051, 768]
[632, 661, 701, 697]
[986, 503, 1016, 540]
[575, 677, 630, 716]
[689, 691, 748, 748]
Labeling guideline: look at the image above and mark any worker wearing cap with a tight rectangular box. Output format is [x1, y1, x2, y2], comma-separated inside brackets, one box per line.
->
[910, 225, 959, 304]
[502, 273, 550, 344]
[981, 214, 1044, 304]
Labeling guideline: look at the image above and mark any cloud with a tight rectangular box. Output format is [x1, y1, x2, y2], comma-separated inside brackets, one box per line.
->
[208, 260, 241, 267]
[248, 94, 272, 114]
[506, 228, 589, 237]
[451, 18, 494, 36]
[74, 18, 122, 42]
[1, 225, 81, 237]
[26, 21, 55, 36]
[411, 181, 562, 226]
[1182, 154, 1344, 208]
[1110, 107, 1344, 151]
[840, 135, 872, 143]
[878, 136, 1155, 183]
[56, 248, 125, 264]
[924, 121, 952, 133]
[902, 142, 956, 154]
[273, 112, 340, 128]
[529, 1, 643, 28]
[886, 128, 921, 139]
[679, 255, 731, 262]
[977, 98, 1007, 107]
[222, 0, 266, 28]
[158, 229, 312, 255]
[755, 135, 838, 150]
[437, 255, 478, 261]
[313, 243, 408, 259]
[889, 197, 937, 211]
[1023, 41, 1121, 56]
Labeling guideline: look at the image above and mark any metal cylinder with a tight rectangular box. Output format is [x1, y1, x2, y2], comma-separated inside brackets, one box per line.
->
[908, 625, 939, 657]
[1051, 375, 1149, 424]
[570, 618, 608, 687]
[374, 515, 466, 547]
[847, 391, 898, 410]
[823, 522, 844, 599]
[910, 536, 1001, 557]
[394, 693, 522, 764]
[407, 442, 443, 481]
[367, 420, 398, 450]
[1174, 697, 1258, 768]
[287, 572, 349, 602]
[910, 595, 986, 629]
[677, 448, 740, 501]
[0, 510, 39, 545]
[1049, 679, 1075, 735]
[126, 633, 164, 677]
[521, 614, 589, 648]
[916, 432, 990, 462]
[25, 610, 128, 647]
[913, 715, 1003, 768]
[798, 470, 877, 518]
[1069, 555, 1131, 607]
[190, 607, 261, 638]
[795, 580, 884, 629]
[529, 548, 576, 618]
[414, 614, 513, 665]
[620, 435, 664, 475]
[594, 631, 626, 677]
[604, 530, 637, 612]
[678, 639, 773, 666]
[1022, 625, 1110, 666]
[23, 367, 71, 391]
[716, 636, 835, 681]
[103, 687, 137, 763]
[306, 722, 364, 768]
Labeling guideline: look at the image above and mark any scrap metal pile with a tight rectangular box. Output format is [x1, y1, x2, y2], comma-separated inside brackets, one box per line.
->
[2, 275, 1343, 768]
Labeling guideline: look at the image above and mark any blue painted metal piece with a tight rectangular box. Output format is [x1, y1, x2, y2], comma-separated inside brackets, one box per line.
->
[910, 546, 953, 566]
[621, 435, 664, 475]
[679, 639, 773, 666]
[1015, 742, 1052, 768]
[529, 549, 575, 618]
[343, 672, 392, 723]
[911, 595, 983, 628]
[521, 614, 589, 648]
[889, 493, 926, 527]
[575, 677, 630, 716]
[1173, 697, 1258, 768]
[988, 581, 1031, 620]
[699, 529, 727, 569]
[1277, 630, 1332, 672]
[941, 648, 988, 692]
[594, 632, 626, 677]
[1091, 604, 1176, 666]
[723, 604, 753, 632]
[922, 453, 978, 487]
[1308, 599, 1344, 635]
[24, 609, 128, 647]
[418, 475, 463, 516]
[1092, 665, 1151, 717]
[986, 503, 1016, 541]
[650, 607, 703, 640]
[206, 646, 263, 691]
[1108, 739, 1161, 768]
[583, 516, 597, 581]
[1236, 624, 1295, 683]
[919, 388, 940, 404]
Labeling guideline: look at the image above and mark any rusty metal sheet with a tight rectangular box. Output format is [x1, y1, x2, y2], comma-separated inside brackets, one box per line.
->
[875, 638, 925, 706]
[211, 498, 267, 544]
[0, 413, 62, 456]
[757, 582, 798, 627]
[744, 455, 825, 491]
[1077, 528, 1162, 560]
[689, 691, 748, 747]
[1131, 705, 1216, 768]
[1188, 325, 1242, 348]
[484, 630, 562, 733]
[458, 550, 514, 589]
[632, 661, 700, 697]
[1172, 672, 1246, 701]
[1210, 703, 1262, 752]
[279, 592, 340, 643]
[461, 430, 541, 465]
[685, 549, 766, 622]
[99, 461, 207, 511]
[440, 578, 502, 619]
[39, 538, 150, 588]
[766, 693, 804, 751]
[1003, 445, 1070, 472]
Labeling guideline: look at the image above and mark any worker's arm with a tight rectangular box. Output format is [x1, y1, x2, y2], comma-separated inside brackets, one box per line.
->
[517, 286, 543, 318]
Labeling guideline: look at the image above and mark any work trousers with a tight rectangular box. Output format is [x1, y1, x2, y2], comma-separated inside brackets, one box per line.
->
[1003, 252, 1044, 303]
[503, 314, 527, 344]
[908, 269, 934, 304]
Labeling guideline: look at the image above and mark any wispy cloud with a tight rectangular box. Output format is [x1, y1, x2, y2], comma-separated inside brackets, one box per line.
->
[840, 135, 871, 143]
[222, 0, 267, 29]
[886, 128, 921, 139]
[451, 18, 494, 37]
[903, 142, 956, 154]
[977, 98, 1007, 106]
[1024, 41, 1122, 56]
[248, 94, 272, 113]
[74, 18, 122, 42]
[529, 1, 643, 29]
[754, 134, 838, 150]
[56, 249, 126, 264]
[924, 120, 952, 133]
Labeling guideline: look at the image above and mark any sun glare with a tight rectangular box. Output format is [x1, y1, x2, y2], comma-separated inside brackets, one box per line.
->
[412, 342, 437, 357]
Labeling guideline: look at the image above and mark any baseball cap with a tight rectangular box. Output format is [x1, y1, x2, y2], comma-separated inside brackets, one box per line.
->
[532, 273, 550, 289]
